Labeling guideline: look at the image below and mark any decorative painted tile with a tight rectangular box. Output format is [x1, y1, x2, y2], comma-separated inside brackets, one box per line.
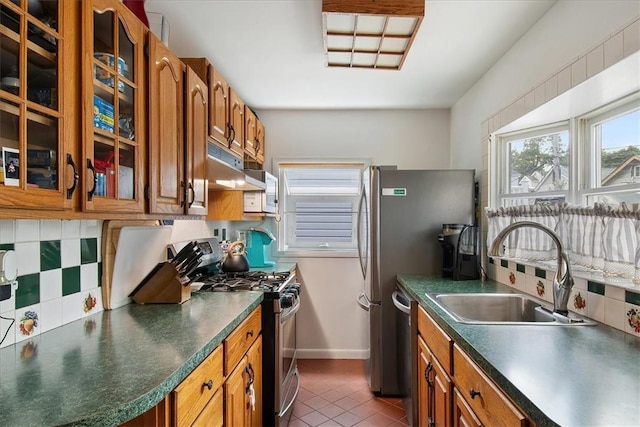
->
[39, 269, 62, 302]
[16, 241, 40, 275]
[40, 240, 61, 271]
[15, 305, 40, 343]
[39, 220, 62, 241]
[536, 280, 545, 297]
[573, 291, 587, 311]
[15, 273, 40, 309]
[509, 272, 516, 285]
[62, 266, 81, 296]
[61, 238, 81, 268]
[81, 238, 98, 264]
[83, 292, 98, 314]
[625, 304, 640, 335]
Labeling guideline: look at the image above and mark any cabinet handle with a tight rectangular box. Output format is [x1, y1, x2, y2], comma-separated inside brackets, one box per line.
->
[255, 138, 260, 154]
[246, 329, 254, 339]
[425, 362, 434, 386]
[180, 181, 186, 207]
[66, 154, 79, 199]
[228, 125, 235, 148]
[194, 84, 206, 105]
[469, 388, 481, 399]
[157, 57, 179, 82]
[203, 379, 213, 390]
[86, 159, 97, 201]
[188, 182, 195, 208]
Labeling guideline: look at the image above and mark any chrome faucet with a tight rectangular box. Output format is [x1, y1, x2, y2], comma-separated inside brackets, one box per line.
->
[488, 221, 573, 315]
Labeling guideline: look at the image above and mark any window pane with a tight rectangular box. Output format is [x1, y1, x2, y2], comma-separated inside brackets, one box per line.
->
[284, 167, 361, 195]
[295, 202, 353, 243]
[599, 109, 640, 187]
[508, 130, 569, 194]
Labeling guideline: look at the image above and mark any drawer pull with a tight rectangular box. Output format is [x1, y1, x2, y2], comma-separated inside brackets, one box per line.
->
[246, 330, 254, 339]
[469, 388, 481, 399]
[203, 379, 214, 390]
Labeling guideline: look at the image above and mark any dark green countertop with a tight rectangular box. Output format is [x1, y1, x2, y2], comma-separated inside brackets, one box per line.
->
[397, 275, 640, 427]
[0, 291, 263, 427]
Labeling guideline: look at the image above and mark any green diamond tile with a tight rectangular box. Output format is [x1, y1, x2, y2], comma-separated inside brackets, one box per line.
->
[588, 281, 605, 296]
[40, 240, 61, 271]
[16, 273, 40, 309]
[626, 291, 640, 306]
[516, 263, 526, 273]
[62, 266, 81, 296]
[500, 259, 508, 268]
[81, 238, 98, 264]
[98, 262, 103, 287]
[535, 268, 547, 279]
[0, 243, 14, 251]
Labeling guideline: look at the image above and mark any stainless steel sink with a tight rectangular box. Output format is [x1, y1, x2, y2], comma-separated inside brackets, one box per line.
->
[425, 293, 595, 325]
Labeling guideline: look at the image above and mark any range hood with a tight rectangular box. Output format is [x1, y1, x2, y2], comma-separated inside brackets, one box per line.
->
[207, 143, 266, 191]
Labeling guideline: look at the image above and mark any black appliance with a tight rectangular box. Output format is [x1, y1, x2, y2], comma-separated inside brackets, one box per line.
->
[438, 224, 480, 280]
[177, 237, 300, 427]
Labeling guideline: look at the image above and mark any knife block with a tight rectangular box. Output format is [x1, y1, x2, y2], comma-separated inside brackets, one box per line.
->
[128, 262, 191, 304]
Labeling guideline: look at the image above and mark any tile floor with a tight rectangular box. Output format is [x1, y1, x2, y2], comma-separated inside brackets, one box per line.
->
[289, 359, 409, 427]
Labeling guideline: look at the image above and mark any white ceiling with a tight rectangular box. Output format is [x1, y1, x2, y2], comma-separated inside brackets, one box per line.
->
[144, 0, 557, 110]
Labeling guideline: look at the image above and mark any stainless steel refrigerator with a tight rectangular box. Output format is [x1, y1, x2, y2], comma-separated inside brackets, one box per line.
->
[356, 167, 475, 396]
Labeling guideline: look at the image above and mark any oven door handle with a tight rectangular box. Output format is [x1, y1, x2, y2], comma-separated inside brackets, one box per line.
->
[280, 297, 300, 323]
[279, 367, 300, 417]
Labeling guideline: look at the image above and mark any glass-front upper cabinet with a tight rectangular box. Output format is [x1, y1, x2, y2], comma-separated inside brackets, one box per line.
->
[0, 0, 78, 210]
[82, 0, 146, 213]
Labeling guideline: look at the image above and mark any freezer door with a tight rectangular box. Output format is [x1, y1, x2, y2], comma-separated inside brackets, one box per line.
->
[365, 302, 382, 393]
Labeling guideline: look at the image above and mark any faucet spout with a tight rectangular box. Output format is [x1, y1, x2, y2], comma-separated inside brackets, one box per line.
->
[488, 221, 573, 315]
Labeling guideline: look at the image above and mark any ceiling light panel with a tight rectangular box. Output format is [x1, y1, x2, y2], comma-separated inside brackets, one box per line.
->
[322, 0, 424, 70]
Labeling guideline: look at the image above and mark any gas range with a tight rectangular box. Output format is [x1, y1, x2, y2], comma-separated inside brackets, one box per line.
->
[196, 270, 300, 312]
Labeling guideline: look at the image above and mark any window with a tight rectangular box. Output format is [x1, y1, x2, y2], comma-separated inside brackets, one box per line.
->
[581, 98, 640, 207]
[496, 123, 570, 207]
[276, 160, 367, 253]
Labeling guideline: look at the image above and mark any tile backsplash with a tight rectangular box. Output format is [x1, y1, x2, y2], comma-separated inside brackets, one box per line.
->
[0, 219, 103, 349]
[487, 259, 640, 336]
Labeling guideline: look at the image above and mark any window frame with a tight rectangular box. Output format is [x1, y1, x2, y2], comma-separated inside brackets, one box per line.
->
[274, 158, 370, 258]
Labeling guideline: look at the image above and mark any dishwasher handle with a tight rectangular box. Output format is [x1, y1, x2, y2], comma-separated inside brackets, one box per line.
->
[357, 292, 379, 311]
[392, 290, 410, 315]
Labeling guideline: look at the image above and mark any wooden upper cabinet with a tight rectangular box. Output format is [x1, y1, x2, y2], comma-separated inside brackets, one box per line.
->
[244, 106, 257, 159]
[184, 66, 208, 216]
[147, 33, 185, 215]
[255, 118, 265, 165]
[228, 88, 244, 158]
[0, 0, 79, 212]
[81, 0, 147, 213]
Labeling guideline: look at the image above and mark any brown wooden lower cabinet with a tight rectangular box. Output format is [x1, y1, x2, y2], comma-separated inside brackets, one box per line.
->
[120, 306, 262, 426]
[417, 305, 530, 427]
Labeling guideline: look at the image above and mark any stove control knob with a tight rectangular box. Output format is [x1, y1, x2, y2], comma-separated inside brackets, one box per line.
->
[291, 283, 301, 296]
[281, 293, 294, 308]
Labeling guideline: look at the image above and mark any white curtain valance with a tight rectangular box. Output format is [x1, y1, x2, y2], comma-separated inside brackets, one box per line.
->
[486, 203, 640, 284]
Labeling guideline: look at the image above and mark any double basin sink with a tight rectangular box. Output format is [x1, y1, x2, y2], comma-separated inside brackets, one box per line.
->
[425, 292, 595, 326]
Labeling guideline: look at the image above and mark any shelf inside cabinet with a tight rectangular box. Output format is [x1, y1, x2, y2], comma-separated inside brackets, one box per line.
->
[0, 99, 55, 126]
[93, 79, 132, 104]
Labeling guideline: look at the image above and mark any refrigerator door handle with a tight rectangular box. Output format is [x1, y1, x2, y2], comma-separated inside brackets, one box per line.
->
[391, 290, 410, 315]
[356, 185, 368, 280]
[357, 292, 378, 311]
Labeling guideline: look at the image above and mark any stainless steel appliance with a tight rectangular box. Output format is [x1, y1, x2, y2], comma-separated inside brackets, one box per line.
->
[356, 167, 475, 397]
[244, 170, 278, 214]
[438, 224, 480, 280]
[181, 238, 300, 427]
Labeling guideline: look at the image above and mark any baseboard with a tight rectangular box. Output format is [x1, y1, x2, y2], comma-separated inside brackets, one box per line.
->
[297, 349, 369, 359]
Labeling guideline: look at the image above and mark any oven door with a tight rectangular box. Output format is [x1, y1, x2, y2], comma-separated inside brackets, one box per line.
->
[276, 297, 300, 425]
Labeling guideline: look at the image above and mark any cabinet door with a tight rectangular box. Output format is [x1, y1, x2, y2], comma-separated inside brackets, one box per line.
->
[147, 33, 185, 215]
[0, 0, 78, 211]
[225, 356, 249, 427]
[82, 0, 146, 213]
[453, 388, 483, 427]
[228, 88, 244, 157]
[184, 66, 208, 216]
[244, 106, 257, 159]
[255, 118, 265, 164]
[247, 336, 262, 427]
[418, 335, 431, 427]
[418, 335, 451, 427]
[210, 67, 229, 148]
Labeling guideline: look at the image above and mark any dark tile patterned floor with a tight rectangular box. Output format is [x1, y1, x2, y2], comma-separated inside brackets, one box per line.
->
[289, 359, 408, 427]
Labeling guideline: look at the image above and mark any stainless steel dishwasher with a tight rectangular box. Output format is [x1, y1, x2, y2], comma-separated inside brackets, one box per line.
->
[392, 287, 414, 426]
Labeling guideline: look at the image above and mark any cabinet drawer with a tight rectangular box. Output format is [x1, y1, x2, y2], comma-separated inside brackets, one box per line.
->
[224, 306, 262, 374]
[453, 344, 527, 427]
[192, 388, 223, 427]
[173, 345, 224, 427]
[418, 305, 453, 375]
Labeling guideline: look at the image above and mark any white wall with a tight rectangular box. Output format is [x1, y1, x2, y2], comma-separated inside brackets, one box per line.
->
[450, 0, 640, 172]
[253, 109, 451, 358]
